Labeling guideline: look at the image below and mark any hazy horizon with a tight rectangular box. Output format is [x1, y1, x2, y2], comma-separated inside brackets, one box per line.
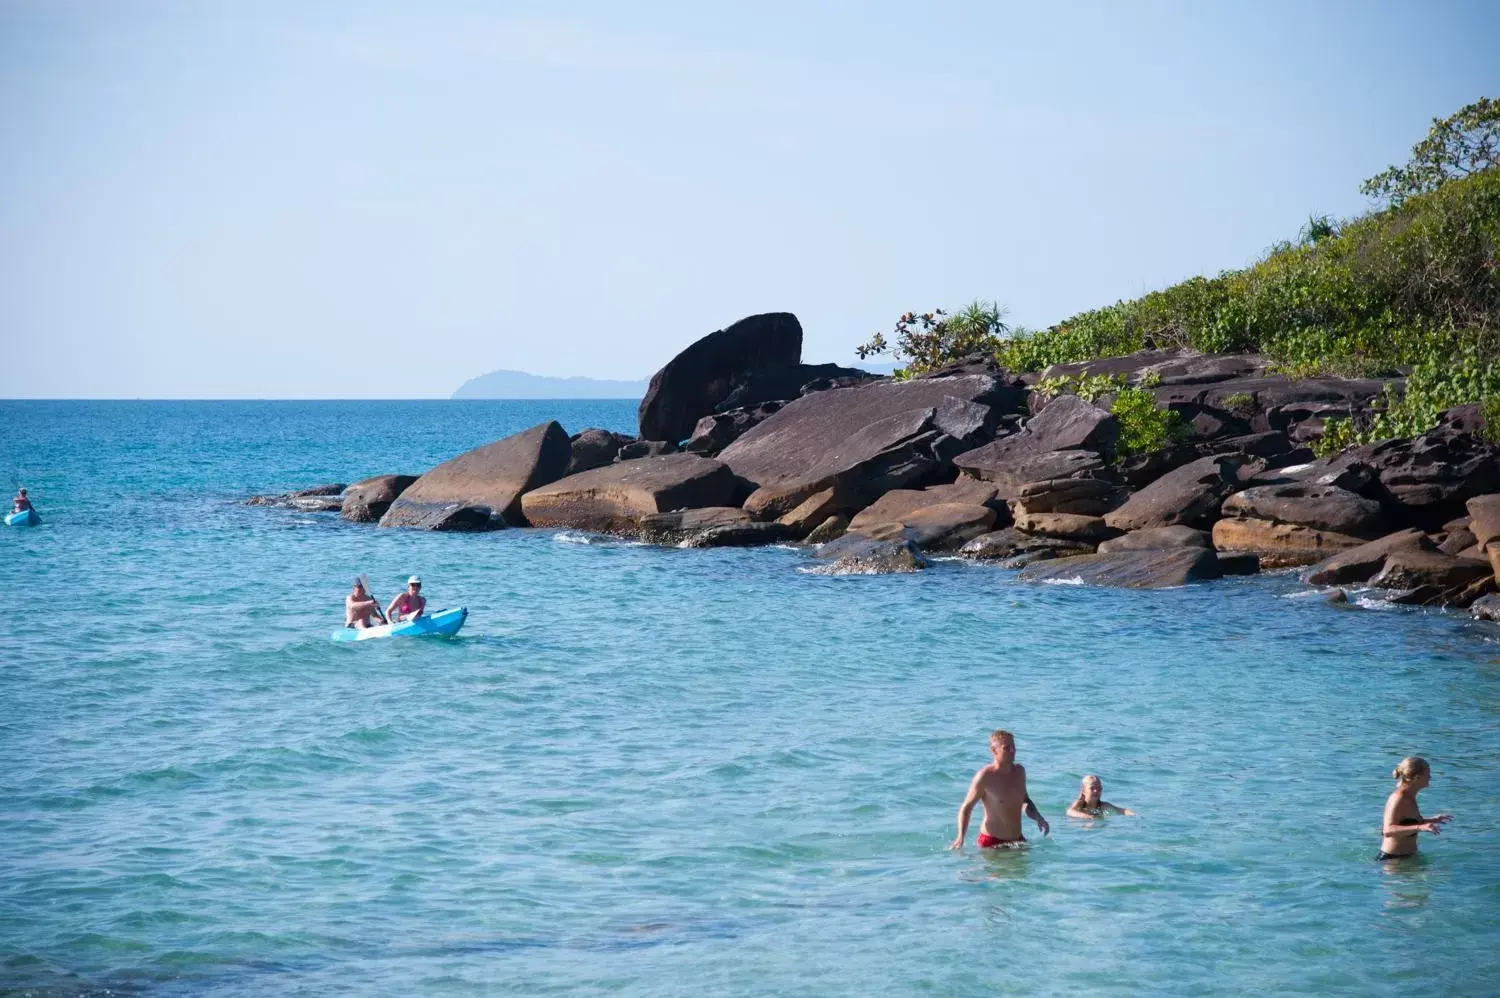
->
[3, 1, 1498, 399]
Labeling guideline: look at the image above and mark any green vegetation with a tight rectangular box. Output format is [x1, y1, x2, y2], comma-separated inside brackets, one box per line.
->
[1034, 372, 1187, 460]
[860, 99, 1500, 451]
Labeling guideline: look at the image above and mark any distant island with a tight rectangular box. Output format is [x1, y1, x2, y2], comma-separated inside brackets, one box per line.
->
[452, 370, 649, 399]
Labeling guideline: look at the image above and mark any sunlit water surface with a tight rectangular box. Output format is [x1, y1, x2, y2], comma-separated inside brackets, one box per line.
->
[2, 401, 1498, 996]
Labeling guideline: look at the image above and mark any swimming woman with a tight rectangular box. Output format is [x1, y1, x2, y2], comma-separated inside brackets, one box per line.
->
[1378, 756, 1451, 860]
[1065, 775, 1135, 819]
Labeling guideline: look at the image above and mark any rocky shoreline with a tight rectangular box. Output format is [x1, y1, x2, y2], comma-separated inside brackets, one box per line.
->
[249, 312, 1500, 618]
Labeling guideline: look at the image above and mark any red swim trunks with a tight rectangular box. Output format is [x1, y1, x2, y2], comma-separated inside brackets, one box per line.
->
[977, 834, 1025, 849]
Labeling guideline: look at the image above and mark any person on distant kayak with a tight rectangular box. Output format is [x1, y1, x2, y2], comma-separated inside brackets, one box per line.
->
[950, 729, 1050, 850]
[1066, 774, 1136, 818]
[386, 576, 426, 623]
[345, 579, 386, 629]
[1377, 756, 1451, 861]
[12, 488, 33, 513]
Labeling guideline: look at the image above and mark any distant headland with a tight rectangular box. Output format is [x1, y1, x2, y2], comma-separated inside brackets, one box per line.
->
[451, 370, 649, 400]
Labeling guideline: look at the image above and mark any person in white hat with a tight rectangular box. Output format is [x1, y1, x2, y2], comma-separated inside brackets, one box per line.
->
[385, 576, 426, 624]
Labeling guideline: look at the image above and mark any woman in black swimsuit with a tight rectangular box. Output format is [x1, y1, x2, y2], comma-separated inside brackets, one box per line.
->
[1378, 756, 1452, 860]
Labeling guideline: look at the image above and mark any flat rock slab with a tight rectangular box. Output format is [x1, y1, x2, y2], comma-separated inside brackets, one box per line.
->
[381, 421, 572, 530]
[1105, 455, 1257, 532]
[1097, 525, 1211, 553]
[341, 474, 418, 523]
[721, 375, 1011, 500]
[1013, 512, 1115, 542]
[1211, 517, 1366, 568]
[848, 479, 1001, 530]
[521, 453, 738, 534]
[1220, 483, 1386, 538]
[853, 502, 997, 551]
[638, 312, 803, 442]
[1019, 547, 1223, 588]
[1007, 476, 1123, 516]
[954, 442, 1110, 491]
[1301, 528, 1435, 586]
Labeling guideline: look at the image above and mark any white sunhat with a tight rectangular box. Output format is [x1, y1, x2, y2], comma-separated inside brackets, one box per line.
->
[408, 575, 422, 585]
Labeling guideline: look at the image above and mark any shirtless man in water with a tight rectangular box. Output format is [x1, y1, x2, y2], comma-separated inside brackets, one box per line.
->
[950, 730, 1051, 849]
[345, 579, 385, 629]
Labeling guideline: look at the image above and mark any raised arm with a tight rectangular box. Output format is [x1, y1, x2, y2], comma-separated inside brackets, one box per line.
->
[950, 771, 983, 850]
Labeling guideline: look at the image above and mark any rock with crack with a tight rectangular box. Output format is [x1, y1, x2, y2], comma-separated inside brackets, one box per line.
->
[381, 421, 572, 530]
[341, 474, 418, 523]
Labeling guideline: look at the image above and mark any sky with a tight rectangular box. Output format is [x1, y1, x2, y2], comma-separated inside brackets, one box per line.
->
[2, 1, 1498, 399]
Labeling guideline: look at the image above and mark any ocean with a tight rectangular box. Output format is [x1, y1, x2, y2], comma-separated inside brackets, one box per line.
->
[2, 400, 1497, 996]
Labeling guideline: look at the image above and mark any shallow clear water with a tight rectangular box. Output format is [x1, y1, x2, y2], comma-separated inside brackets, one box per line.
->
[2, 400, 1498, 996]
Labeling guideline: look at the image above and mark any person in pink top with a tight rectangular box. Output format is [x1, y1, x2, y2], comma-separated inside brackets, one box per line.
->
[386, 576, 427, 623]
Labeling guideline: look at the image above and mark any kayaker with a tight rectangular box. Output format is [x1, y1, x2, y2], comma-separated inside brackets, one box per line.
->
[12, 488, 34, 514]
[386, 576, 426, 624]
[345, 579, 386, 629]
[1377, 756, 1452, 861]
[1065, 774, 1136, 818]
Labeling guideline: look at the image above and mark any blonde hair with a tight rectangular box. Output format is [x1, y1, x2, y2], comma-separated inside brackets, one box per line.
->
[1073, 774, 1102, 811]
[1392, 756, 1430, 783]
[989, 729, 1014, 744]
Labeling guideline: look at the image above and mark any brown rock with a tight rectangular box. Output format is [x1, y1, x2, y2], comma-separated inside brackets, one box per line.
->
[341, 474, 418, 523]
[777, 487, 858, 537]
[812, 533, 928, 574]
[1466, 494, 1500, 549]
[1302, 528, 1436, 586]
[1013, 512, 1116, 542]
[803, 514, 848, 545]
[1018, 547, 1223, 588]
[1007, 476, 1124, 516]
[1220, 483, 1386, 538]
[958, 528, 1093, 561]
[1438, 527, 1477, 556]
[520, 453, 738, 533]
[855, 502, 998, 552]
[1104, 455, 1258, 532]
[1211, 517, 1366, 569]
[381, 421, 572, 530]
[637, 506, 754, 544]
[567, 428, 634, 475]
[847, 479, 1001, 530]
[1370, 549, 1491, 591]
[1097, 525, 1211, 554]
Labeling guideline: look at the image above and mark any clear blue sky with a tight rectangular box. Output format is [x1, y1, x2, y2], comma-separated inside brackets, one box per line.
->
[2, 0, 1497, 398]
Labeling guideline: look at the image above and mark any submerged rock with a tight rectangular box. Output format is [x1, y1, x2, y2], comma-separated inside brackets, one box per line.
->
[1018, 547, 1223, 588]
[813, 532, 928, 574]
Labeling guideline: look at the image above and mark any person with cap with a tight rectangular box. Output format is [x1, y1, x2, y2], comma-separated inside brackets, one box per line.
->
[344, 578, 387, 630]
[386, 576, 427, 624]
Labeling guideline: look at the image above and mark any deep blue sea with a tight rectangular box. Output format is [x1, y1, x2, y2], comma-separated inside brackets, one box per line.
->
[2, 400, 1498, 997]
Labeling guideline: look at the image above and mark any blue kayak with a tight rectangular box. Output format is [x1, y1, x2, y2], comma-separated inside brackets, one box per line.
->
[5, 509, 40, 527]
[331, 607, 467, 642]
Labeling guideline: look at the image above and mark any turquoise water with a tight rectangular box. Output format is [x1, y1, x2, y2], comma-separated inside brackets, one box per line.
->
[3, 400, 1498, 997]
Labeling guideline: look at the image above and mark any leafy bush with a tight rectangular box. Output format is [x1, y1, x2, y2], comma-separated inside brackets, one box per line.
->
[857, 300, 1009, 375]
[1112, 385, 1187, 458]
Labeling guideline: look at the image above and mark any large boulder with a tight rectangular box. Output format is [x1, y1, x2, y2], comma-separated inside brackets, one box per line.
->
[638, 312, 803, 442]
[1018, 394, 1119, 457]
[1370, 549, 1492, 597]
[1013, 512, 1116, 542]
[1220, 483, 1387, 538]
[380, 421, 572, 530]
[1097, 525, 1211, 553]
[341, 474, 418, 523]
[567, 429, 635, 475]
[636, 506, 754, 545]
[1018, 547, 1223, 588]
[1210, 518, 1366, 568]
[954, 442, 1112, 491]
[1301, 528, 1435, 586]
[1330, 408, 1500, 527]
[1465, 494, 1500, 550]
[714, 362, 879, 414]
[720, 375, 1020, 518]
[1104, 455, 1257, 532]
[521, 453, 739, 534]
[778, 486, 859, 538]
